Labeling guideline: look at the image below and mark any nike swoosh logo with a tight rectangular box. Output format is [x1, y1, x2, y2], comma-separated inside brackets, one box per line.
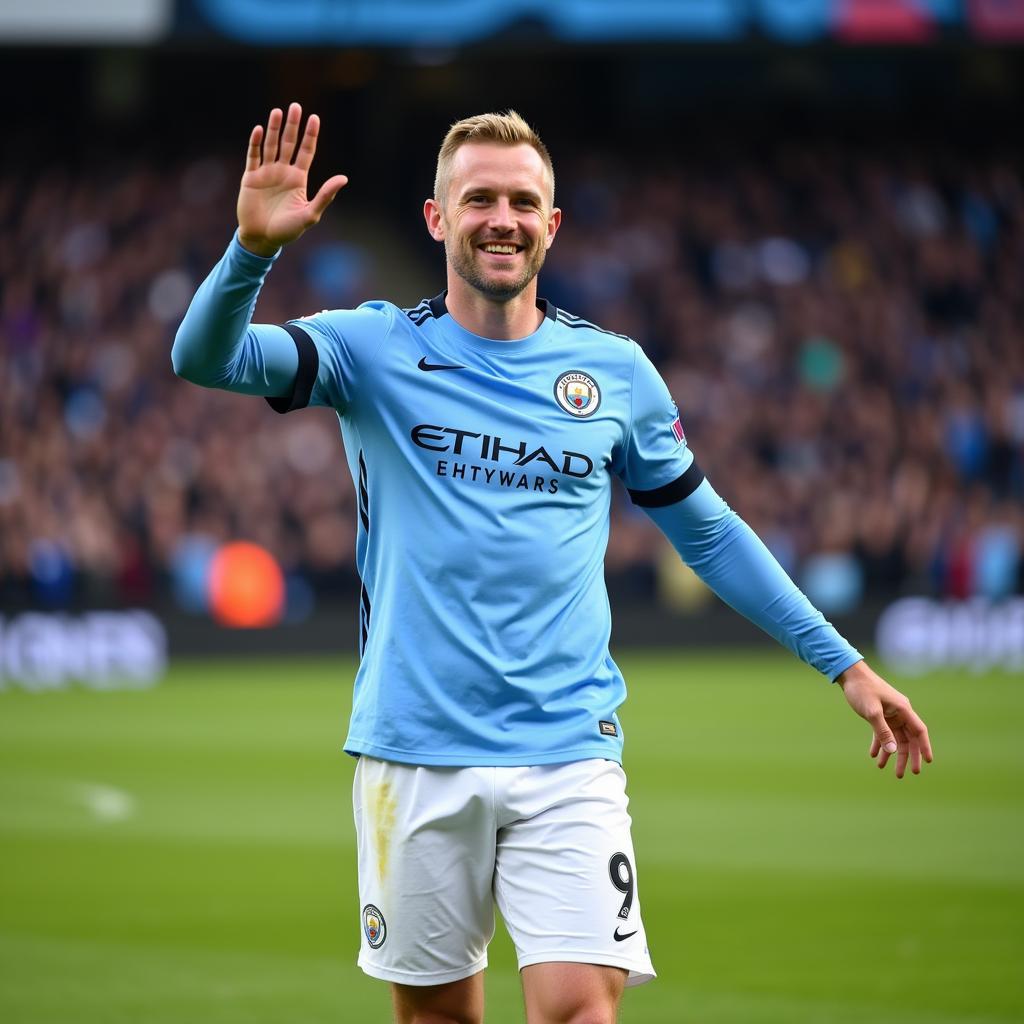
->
[418, 357, 465, 372]
[613, 928, 638, 942]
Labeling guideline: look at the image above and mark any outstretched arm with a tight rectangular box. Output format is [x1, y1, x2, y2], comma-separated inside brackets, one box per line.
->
[644, 478, 933, 778]
[172, 103, 347, 392]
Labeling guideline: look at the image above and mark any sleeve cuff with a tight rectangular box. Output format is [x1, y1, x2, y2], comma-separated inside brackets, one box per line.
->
[230, 230, 281, 267]
[828, 652, 864, 684]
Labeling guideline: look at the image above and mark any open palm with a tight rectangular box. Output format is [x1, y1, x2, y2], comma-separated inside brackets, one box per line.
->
[237, 102, 348, 257]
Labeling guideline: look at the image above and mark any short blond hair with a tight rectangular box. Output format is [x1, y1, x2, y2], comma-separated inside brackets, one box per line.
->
[433, 110, 554, 208]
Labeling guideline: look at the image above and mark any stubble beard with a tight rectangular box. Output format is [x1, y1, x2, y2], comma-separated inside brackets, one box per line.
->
[445, 232, 547, 302]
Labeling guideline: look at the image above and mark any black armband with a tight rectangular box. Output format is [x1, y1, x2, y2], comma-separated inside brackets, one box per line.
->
[265, 323, 319, 414]
[627, 461, 705, 508]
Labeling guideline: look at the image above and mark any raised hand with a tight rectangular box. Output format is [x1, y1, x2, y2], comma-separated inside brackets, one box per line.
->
[237, 102, 348, 257]
[836, 661, 933, 779]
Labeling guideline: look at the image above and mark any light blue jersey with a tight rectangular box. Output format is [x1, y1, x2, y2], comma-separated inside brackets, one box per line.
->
[173, 235, 862, 766]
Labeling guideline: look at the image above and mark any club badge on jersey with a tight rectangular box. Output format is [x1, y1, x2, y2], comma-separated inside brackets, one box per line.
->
[554, 370, 601, 418]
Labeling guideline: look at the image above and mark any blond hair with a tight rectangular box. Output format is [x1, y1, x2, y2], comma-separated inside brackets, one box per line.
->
[433, 110, 554, 208]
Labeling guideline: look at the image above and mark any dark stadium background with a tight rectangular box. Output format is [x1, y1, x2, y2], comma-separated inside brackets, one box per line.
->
[2, 2, 1023, 668]
[0, 3, 1022, 1023]
[4, 5, 1024, 671]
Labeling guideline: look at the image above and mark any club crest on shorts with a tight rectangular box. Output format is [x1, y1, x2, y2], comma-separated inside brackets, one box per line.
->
[554, 370, 600, 418]
[363, 904, 386, 948]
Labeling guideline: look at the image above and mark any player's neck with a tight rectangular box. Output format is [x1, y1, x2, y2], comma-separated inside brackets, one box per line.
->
[443, 277, 544, 341]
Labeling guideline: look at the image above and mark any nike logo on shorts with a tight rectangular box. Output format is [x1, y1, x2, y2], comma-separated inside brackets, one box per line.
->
[418, 357, 465, 372]
[613, 927, 638, 942]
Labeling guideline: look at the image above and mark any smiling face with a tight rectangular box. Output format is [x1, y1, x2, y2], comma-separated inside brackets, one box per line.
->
[425, 142, 561, 303]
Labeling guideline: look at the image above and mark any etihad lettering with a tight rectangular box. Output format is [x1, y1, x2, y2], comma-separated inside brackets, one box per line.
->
[412, 424, 595, 479]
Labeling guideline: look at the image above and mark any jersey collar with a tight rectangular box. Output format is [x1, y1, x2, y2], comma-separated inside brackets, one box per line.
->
[427, 291, 558, 323]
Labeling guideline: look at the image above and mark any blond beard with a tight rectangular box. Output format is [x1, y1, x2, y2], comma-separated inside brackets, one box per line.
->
[445, 231, 547, 301]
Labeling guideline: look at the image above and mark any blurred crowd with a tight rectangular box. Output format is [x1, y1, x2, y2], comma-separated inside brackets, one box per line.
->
[1, 140, 1022, 613]
[546, 143, 1024, 611]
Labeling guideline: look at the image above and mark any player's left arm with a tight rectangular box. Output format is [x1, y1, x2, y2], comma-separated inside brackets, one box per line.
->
[617, 344, 932, 777]
[642, 487, 933, 778]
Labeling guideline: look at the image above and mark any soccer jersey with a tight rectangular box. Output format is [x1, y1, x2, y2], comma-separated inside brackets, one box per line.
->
[173, 234, 862, 768]
[275, 292, 696, 766]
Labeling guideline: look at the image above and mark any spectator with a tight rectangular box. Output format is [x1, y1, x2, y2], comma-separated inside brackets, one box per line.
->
[1, 142, 1021, 609]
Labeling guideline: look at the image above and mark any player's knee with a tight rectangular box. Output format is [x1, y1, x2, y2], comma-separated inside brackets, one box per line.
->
[536, 1005, 617, 1024]
[522, 963, 624, 1024]
[530, 992, 618, 1024]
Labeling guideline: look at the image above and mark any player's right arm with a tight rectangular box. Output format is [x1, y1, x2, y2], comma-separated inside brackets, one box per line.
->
[171, 103, 348, 396]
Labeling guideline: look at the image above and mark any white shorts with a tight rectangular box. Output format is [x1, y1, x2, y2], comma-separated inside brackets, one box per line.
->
[352, 756, 655, 988]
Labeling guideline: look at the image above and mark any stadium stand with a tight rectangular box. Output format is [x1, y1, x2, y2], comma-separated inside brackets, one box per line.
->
[1, 141, 1021, 610]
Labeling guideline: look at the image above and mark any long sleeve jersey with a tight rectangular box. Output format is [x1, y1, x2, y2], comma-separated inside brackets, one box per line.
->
[172, 234, 862, 765]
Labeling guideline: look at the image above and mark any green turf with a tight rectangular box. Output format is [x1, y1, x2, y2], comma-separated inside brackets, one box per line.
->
[0, 652, 1020, 1023]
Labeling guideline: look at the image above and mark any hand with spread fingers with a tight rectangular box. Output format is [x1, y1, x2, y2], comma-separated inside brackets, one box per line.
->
[236, 102, 349, 258]
[836, 660, 933, 778]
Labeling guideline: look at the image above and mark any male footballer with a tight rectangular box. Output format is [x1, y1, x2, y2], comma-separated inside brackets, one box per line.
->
[172, 104, 932, 1024]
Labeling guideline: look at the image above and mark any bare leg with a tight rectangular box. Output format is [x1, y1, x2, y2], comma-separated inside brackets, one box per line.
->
[520, 962, 627, 1024]
[391, 971, 485, 1024]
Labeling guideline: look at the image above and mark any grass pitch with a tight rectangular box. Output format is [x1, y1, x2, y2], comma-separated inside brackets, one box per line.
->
[0, 651, 1020, 1023]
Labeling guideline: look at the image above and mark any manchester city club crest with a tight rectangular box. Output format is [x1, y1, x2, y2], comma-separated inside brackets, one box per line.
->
[363, 903, 386, 949]
[554, 370, 601, 418]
